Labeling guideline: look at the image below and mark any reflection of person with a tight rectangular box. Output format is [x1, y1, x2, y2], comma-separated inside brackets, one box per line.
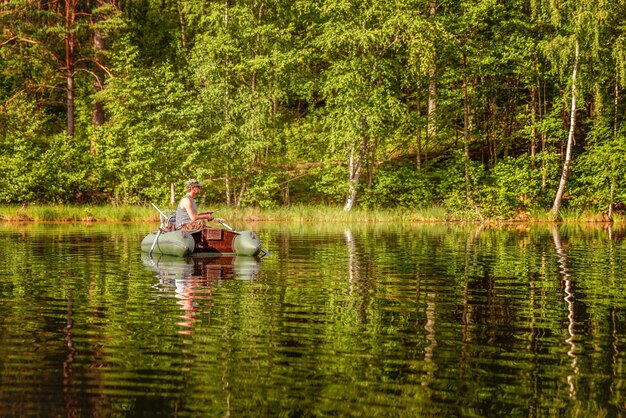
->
[176, 179, 214, 231]
[175, 278, 197, 333]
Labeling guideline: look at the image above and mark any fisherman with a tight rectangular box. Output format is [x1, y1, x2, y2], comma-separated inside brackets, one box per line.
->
[176, 179, 214, 231]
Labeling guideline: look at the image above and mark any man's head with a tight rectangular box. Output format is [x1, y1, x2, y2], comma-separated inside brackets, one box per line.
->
[185, 179, 202, 191]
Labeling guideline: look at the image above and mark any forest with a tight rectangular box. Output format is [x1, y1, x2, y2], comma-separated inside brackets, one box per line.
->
[2, 0, 626, 220]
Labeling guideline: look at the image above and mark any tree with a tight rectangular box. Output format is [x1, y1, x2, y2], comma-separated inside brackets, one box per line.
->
[0, 0, 119, 139]
[315, 0, 403, 211]
[186, 0, 300, 206]
[542, 0, 610, 219]
[550, 33, 579, 219]
[397, 1, 442, 171]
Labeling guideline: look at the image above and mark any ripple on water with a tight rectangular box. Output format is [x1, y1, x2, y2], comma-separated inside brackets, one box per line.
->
[3, 225, 626, 416]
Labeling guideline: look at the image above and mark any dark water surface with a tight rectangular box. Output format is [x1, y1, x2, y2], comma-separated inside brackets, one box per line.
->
[1, 222, 626, 417]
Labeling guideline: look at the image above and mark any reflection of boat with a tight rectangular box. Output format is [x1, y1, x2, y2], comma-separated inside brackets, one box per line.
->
[143, 254, 260, 335]
[142, 253, 261, 281]
[141, 205, 264, 257]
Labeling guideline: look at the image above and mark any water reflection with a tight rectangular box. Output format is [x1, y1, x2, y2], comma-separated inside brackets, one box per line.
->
[552, 226, 578, 398]
[3, 223, 626, 416]
[142, 253, 261, 282]
[63, 297, 78, 415]
[143, 254, 261, 333]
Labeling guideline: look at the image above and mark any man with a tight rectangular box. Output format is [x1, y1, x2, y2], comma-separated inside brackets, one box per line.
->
[176, 179, 214, 231]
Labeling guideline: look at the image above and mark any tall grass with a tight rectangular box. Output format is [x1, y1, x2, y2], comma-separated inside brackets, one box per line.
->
[0, 205, 158, 223]
[0, 204, 451, 223]
[0, 203, 621, 224]
[216, 204, 451, 223]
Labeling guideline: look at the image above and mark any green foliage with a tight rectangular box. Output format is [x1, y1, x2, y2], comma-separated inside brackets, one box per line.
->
[2, 0, 626, 219]
[95, 62, 204, 203]
[570, 128, 626, 212]
[240, 174, 282, 209]
[0, 134, 96, 204]
[0, 96, 98, 203]
[312, 165, 349, 205]
[361, 163, 435, 209]
[477, 154, 558, 219]
[435, 153, 488, 219]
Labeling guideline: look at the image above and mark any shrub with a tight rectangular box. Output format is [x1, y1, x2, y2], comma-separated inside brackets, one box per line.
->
[361, 163, 435, 208]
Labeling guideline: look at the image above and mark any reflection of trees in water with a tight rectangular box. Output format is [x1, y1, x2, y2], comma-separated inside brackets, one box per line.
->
[145, 255, 262, 417]
[552, 226, 578, 399]
[345, 229, 360, 296]
[345, 229, 374, 324]
[459, 227, 522, 359]
[606, 224, 623, 402]
[12, 223, 626, 415]
[238, 224, 626, 411]
[63, 297, 78, 416]
[345, 228, 439, 389]
[418, 275, 437, 387]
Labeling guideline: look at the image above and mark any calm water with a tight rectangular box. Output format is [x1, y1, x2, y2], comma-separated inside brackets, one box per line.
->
[1, 222, 626, 417]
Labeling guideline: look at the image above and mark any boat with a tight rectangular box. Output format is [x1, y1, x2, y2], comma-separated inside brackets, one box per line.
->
[141, 204, 265, 257]
[141, 229, 195, 257]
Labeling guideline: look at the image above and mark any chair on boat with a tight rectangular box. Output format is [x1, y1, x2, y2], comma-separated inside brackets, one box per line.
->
[166, 213, 177, 231]
[157, 210, 177, 232]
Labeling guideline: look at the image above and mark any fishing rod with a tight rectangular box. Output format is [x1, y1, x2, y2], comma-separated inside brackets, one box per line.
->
[150, 202, 169, 221]
[153, 201, 237, 232]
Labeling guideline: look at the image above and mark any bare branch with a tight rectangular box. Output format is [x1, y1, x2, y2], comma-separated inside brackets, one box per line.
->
[74, 68, 104, 88]
[0, 34, 17, 48]
[74, 57, 114, 78]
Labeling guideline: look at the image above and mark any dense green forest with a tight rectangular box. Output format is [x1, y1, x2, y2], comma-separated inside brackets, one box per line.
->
[2, 0, 626, 219]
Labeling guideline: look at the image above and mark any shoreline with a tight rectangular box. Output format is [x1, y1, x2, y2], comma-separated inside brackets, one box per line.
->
[0, 204, 622, 225]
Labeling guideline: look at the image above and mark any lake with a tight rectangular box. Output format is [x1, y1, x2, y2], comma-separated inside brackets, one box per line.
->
[1, 222, 626, 416]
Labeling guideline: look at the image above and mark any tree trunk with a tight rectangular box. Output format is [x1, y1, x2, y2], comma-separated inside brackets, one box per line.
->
[91, 27, 105, 154]
[283, 184, 290, 205]
[65, 0, 76, 140]
[367, 137, 377, 189]
[428, 76, 437, 138]
[614, 74, 620, 136]
[551, 39, 579, 220]
[223, 0, 231, 207]
[609, 181, 614, 219]
[530, 84, 537, 157]
[237, 181, 247, 208]
[416, 89, 422, 170]
[427, 1, 437, 138]
[462, 69, 472, 203]
[177, 0, 187, 49]
[67, 71, 75, 139]
[225, 166, 231, 206]
[344, 129, 369, 212]
[541, 81, 547, 191]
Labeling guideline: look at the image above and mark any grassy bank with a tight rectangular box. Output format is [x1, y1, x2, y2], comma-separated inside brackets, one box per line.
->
[0, 205, 159, 223]
[0, 204, 450, 223]
[0, 204, 621, 224]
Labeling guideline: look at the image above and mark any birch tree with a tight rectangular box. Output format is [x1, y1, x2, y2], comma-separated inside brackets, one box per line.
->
[397, 1, 442, 171]
[316, 0, 403, 211]
[187, 0, 298, 206]
[543, 0, 606, 219]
